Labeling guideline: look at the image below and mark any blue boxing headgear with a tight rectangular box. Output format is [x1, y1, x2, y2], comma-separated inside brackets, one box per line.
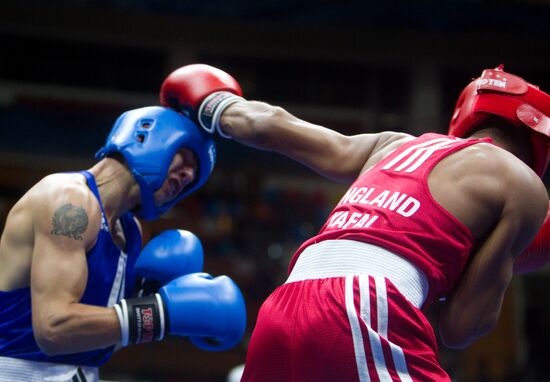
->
[96, 106, 215, 220]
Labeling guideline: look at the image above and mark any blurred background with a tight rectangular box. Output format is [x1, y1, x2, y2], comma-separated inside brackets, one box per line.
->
[1, 0, 549, 381]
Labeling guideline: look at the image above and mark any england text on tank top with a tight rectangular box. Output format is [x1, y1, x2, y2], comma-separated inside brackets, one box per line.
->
[0, 171, 141, 366]
[291, 133, 492, 304]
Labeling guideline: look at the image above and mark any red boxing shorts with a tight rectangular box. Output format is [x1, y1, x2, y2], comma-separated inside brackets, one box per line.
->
[241, 240, 450, 382]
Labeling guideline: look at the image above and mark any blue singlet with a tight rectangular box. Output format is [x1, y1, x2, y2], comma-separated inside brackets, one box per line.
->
[0, 171, 141, 366]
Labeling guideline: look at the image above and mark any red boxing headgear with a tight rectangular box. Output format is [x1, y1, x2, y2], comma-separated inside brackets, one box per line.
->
[449, 65, 550, 176]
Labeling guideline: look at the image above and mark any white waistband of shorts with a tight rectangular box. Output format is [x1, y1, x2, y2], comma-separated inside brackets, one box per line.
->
[0, 356, 98, 382]
[286, 240, 429, 308]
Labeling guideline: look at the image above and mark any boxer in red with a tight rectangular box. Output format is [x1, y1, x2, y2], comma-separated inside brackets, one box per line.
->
[161, 64, 550, 381]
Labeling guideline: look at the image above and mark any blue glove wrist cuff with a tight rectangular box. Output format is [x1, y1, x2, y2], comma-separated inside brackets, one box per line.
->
[115, 294, 166, 345]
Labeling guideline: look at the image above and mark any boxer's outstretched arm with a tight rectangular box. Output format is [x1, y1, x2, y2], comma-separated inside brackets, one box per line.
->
[159, 64, 411, 181]
[439, 164, 547, 349]
[30, 178, 121, 355]
[219, 101, 410, 182]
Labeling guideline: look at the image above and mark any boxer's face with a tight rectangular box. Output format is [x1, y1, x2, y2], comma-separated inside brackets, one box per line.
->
[154, 148, 198, 205]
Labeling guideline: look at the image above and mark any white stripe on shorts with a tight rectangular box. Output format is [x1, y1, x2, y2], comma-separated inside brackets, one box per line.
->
[345, 276, 370, 382]
[360, 276, 392, 381]
[345, 275, 413, 382]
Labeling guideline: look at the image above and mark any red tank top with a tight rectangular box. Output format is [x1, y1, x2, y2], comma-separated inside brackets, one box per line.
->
[290, 133, 492, 303]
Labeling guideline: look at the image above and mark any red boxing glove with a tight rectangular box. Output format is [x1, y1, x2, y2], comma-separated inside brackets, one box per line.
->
[160, 64, 243, 137]
[514, 201, 550, 275]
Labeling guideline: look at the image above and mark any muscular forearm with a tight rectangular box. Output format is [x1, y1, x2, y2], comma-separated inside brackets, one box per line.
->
[219, 101, 360, 181]
[160, 63, 375, 181]
[219, 101, 288, 150]
[33, 303, 120, 355]
[438, 271, 510, 349]
[439, 301, 498, 349]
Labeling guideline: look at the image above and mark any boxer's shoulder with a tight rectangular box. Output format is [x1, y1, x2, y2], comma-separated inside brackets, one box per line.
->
[32, 173, 92, 198]
[433, 140, 546, 214]
[432, 140, 547, 236]
[25, 173, 102, 242]
[446, 141, 544, 189]
[9, 174, 88, 217]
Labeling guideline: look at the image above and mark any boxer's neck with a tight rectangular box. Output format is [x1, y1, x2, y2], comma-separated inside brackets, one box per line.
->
[470, 124, 533, 168]
[87, 157, 141, 226]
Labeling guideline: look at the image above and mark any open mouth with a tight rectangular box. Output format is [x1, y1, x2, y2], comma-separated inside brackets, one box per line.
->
[169, 178, 180, 201]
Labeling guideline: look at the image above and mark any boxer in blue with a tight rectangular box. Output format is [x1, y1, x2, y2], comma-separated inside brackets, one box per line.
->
[0, 106, 246, 381]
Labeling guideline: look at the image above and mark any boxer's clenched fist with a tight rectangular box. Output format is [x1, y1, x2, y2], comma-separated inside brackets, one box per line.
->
[160, 64, 243, 137]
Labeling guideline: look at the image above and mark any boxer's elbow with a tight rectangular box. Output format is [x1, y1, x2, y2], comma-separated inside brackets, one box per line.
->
[33, 312, 73, 355]
[439, 313, 497, 349]
[35, 330, 63, 356]
[439, 330, 472, 349]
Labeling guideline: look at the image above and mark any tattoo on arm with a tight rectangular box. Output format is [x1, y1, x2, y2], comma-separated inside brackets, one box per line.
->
[50, 203, 89, 240]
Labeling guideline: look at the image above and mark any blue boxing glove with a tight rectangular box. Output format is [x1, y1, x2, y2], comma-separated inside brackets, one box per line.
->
[114, 273, 246, 351]
[134, 229, 204, 295]
[160, 273, 247, 351]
